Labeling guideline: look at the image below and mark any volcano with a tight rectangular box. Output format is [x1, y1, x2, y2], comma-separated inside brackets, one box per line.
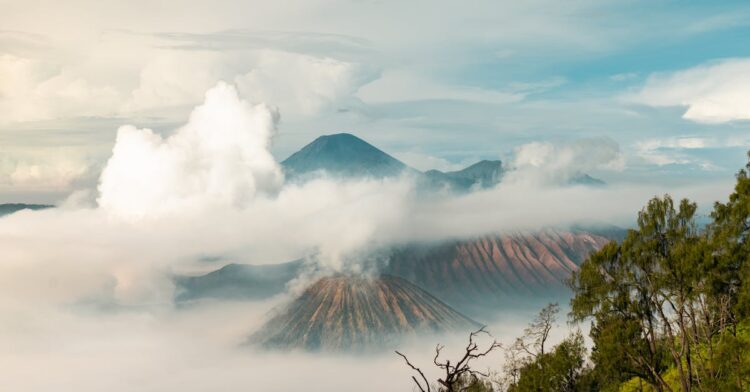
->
[250, 274, 479, 351]
[177, 229, 617, 312]
[385, 229, 612, 310]
[281, 133, 412, 180]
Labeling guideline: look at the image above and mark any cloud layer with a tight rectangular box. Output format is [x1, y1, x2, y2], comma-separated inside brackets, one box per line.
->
[631, 58, 750, 123]
[504, 138, 623, 185]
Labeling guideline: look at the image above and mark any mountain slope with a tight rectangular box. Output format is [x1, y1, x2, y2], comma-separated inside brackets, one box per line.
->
[176, 230, 613, 311]
[281, 133, 603, 189]
[281, 133, 411, 180]
[570, 173, 606, 186]
[250, 274, 479, 351]
[385, 229, 611, 309]
[424, 160, 504, 190]
[174, 260, 303, 302]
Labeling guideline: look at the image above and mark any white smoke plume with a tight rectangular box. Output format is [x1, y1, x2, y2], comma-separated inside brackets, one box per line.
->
[98, 82, 283, 219]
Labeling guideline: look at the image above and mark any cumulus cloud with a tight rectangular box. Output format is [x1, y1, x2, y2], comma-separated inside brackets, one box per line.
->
[630, 58, 750, 123]
[98, 82, 283, 219]
[502, 138, 624, 186]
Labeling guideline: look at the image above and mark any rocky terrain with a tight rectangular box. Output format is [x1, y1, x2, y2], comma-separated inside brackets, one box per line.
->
[385, 229, 612, 309]
[250, 274, 479, 351]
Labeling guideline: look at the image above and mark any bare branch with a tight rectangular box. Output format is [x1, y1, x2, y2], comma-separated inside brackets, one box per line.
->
[396, 351, 431, 392]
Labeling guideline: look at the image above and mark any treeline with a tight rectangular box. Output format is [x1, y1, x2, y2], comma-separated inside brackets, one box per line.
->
[400, 154, 750, 391]
[567, 153, 750, 391]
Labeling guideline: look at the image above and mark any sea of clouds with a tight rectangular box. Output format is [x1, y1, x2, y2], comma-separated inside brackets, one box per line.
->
[0, 82, 734, 391]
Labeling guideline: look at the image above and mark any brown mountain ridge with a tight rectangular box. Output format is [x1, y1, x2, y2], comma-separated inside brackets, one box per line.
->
[178, 229, 614, 313]
[385, 229, 611, 308]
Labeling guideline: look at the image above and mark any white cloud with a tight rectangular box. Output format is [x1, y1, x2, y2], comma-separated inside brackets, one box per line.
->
[0, 49, 377, 126]
[357, 69, 523, 104]
[98, 82, 283, 219]
[0, 148, 90, 192]
[632, 136, 731, 169]
[503, 138, 623, 186]
[0, 54, 122, 123]
[636, 136, 713, 151]
[235, 50, 379, 115]
[630, 58, 750, 123]
[124, 52, 230, 113]
[391, 151, 472, 172]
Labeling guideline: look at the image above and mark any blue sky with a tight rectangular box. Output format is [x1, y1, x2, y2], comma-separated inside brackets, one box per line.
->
[1, 0, 750, 202]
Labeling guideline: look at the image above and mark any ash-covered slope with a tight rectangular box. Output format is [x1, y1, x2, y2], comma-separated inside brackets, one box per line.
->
[385, 229, 611, 308]
[250, 274, 479, 351]
[174, 260, 303, 302]
[177, 230, 613, 311]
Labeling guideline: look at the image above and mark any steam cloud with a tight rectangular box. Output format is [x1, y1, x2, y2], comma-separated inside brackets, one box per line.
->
[98, 82, 283, 219]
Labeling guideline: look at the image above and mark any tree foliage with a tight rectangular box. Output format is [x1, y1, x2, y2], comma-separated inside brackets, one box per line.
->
[506, 330, 587, 392]
[570, 152, 750, 391]
[398, 152, 750, 391]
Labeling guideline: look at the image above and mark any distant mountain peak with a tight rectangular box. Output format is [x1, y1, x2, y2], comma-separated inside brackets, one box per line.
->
[280, 133, 603, 190]
[281, 133, 410, 180]
[0, 203, 53, 218]
[422, 159, 505, 191]
[569, 172, 606, 186]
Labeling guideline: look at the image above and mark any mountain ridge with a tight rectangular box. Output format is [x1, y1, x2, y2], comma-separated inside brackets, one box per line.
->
[280, 133, 604, 190]
[385, 229, 612, 311]
[0, 203, 53, 217]
[175, 229, 616, 313]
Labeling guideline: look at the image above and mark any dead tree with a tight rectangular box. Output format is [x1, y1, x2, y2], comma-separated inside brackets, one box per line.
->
[396, 326, 503, 392]
[517, 303, 559, 359]
[502, 303, 559, 388]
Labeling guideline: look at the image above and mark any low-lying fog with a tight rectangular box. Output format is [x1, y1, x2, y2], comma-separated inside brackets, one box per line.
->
[0, 82, 733, 391]
[1, 294, 571, 391]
